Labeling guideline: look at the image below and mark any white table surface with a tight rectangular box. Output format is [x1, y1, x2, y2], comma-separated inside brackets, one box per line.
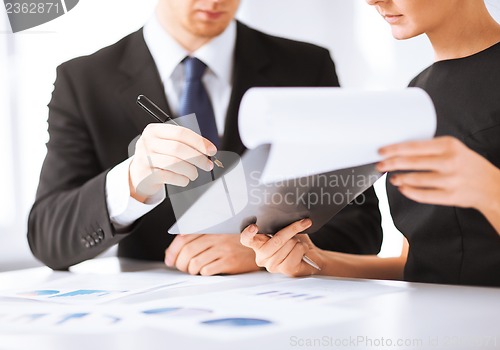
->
[0, 257, 499, 350]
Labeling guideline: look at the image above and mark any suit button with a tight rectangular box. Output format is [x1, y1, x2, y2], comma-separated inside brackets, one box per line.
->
[97, 229, 104, 239]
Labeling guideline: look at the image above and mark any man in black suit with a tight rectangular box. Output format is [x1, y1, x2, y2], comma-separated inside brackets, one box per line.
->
[28, 0, 382, 272]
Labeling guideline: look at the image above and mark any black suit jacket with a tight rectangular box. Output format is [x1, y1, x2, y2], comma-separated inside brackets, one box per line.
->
[28, 22, 382, 270]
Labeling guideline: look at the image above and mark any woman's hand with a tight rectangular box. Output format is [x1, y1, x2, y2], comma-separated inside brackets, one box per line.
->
[242, 220, 411, 280]
[240, 219, 325, 277]
[377, 136, 500, 211]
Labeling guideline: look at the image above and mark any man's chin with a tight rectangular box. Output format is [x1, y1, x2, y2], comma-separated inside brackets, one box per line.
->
[191, 22, 231, 39]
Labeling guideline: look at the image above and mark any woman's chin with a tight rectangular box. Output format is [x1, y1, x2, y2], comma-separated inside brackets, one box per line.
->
[391, 28, 420, 41]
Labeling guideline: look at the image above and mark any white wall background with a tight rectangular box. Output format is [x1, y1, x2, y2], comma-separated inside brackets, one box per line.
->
[1, 0, 499, 270]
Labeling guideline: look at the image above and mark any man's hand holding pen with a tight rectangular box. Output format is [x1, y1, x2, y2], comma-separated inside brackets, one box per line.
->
[129, 123, 217, 202]
[131, 95, 259, 275]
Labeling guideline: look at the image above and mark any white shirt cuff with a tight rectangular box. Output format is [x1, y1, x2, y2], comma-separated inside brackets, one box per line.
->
[105, 157, 166, 230]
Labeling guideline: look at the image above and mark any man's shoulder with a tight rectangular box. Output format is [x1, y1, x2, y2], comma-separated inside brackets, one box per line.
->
[58, 29, 143, 74]
[237, 21, 330, 59]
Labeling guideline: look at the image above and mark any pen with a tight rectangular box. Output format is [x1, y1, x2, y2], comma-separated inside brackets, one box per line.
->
[136, 94, 224, 169]
[264, 234, 321, 271]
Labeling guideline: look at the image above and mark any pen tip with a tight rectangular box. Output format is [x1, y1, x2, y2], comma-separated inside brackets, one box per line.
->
[214, 159, 224, 168]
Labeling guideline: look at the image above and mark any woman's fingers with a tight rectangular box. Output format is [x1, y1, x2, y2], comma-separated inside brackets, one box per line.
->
[259, 219, 312, 258]
[296, 233, 315, 249]
[377, 155, 446, 173]
[240, 224, 268, 250]
[278, 242, 311, 277]
[377, 137, 466, 173]
[378, 136, 460, 158]
[259, 238, 300, 272]
[389, 171, 447, 189]
[376, 136, 497, 209]
[241, 220, 314, 276]
[397, 186, 453, 206]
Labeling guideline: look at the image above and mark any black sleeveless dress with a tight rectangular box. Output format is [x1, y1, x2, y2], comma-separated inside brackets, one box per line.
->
[387, 42, 500, 286]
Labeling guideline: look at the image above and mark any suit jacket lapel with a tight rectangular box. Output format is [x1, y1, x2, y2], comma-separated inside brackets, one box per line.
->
[114, 25, 272, 154]
[222, 22, 272, 154]
[115, 29, 172, 134]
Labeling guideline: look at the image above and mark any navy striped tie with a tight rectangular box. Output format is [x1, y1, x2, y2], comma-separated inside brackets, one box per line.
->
[179, 57, 221, 148]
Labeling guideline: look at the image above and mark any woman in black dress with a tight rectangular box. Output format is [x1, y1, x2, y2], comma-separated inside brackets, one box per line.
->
[240, 0, 500, 286]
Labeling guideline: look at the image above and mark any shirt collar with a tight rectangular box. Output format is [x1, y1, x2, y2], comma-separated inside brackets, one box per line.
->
[143, 13, 236, 86]
[193, 20, 236, 85]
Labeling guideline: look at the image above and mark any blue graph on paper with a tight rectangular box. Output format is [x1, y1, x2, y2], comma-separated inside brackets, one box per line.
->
[49, 290, 112, 298]
[56, 313, 89, 325]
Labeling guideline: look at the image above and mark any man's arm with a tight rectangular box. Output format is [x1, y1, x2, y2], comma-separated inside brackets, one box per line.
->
[28, 61, 220, 270]
[27, 64, 128, 270]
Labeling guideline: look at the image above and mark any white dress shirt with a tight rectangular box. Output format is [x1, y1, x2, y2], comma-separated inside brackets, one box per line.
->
[105, 14, 236, 229]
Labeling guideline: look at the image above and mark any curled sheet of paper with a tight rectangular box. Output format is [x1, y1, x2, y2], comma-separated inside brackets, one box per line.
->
[169, 88, 436, 235]
[239, 87, 437, 184]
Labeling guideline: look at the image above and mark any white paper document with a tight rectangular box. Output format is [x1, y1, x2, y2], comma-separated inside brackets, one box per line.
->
[239, 87, 436, 183]
[237, 277, 406, 306]
[132, 277, 405, 340]
[0, 274, 406, 337]
[132, 291, 360, 340]
[169, 88, 436, 235]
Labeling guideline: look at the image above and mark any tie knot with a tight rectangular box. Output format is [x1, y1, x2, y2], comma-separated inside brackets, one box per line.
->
[184, 57, 207, 82]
